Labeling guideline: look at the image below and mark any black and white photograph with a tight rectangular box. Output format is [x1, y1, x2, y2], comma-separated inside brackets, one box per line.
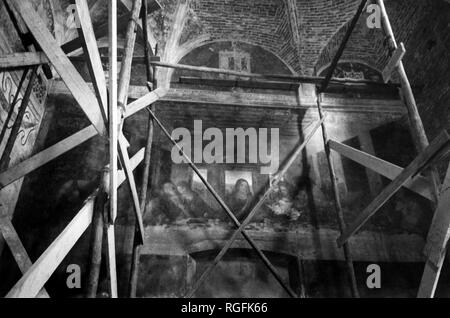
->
[0, 0, 449, 304]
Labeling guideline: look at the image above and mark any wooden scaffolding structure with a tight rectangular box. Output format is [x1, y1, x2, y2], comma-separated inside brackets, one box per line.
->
[0, 0, 449, 298]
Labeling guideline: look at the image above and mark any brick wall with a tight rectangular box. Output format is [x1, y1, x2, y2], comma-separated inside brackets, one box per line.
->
[182, 0, 291, 65]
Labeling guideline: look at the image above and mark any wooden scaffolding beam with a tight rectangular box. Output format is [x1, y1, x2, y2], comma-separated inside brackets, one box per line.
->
[106, 0, 119, 298]
[0, 52, 48, 68]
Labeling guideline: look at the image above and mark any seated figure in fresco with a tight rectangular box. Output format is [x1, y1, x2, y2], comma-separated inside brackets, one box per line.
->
[176, 181, 211, 220]
[226, 179, 253, 222]
[144, 182, 193, 225]
[265, 180, 303, 222]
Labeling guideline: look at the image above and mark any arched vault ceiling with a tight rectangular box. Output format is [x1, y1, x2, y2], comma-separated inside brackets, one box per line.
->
[50, 0, 433, 75]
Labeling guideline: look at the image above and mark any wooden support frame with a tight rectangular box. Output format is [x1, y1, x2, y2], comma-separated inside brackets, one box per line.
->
[185, 117, 326, 298]
[329, 140, 435, 202]
[0, 0, 160, 299]
[337, 131, 450, 247]
[0, 52, 48, 68]
[5, 148, 145, 298]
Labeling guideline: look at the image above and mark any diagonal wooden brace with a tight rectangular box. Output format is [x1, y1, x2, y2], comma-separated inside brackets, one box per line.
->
[329, 140, 435, 202]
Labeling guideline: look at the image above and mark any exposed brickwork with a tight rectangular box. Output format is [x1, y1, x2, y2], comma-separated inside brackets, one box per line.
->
[182, 0, 291, 66]
[297, 0, 360, 74]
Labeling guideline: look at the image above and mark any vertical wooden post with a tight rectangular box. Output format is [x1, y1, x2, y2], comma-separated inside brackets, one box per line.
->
[107, 0, 119, 299]
[128, 0, 156, 298]
[85, 170, 108, 298]
[316, 92, 360, 298]
[296, 256, 307, 298]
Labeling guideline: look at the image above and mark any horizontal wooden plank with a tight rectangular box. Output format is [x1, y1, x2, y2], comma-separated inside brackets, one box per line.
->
[5, 148, 145, 298]
[0, 52, 48, 68]
[329, 140, 434, 202]
[337, 131, 450, 247]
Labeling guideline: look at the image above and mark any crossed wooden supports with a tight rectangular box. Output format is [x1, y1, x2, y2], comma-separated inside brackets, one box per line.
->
[0, 0, 162, 298]
[1, 0, 449, 299]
